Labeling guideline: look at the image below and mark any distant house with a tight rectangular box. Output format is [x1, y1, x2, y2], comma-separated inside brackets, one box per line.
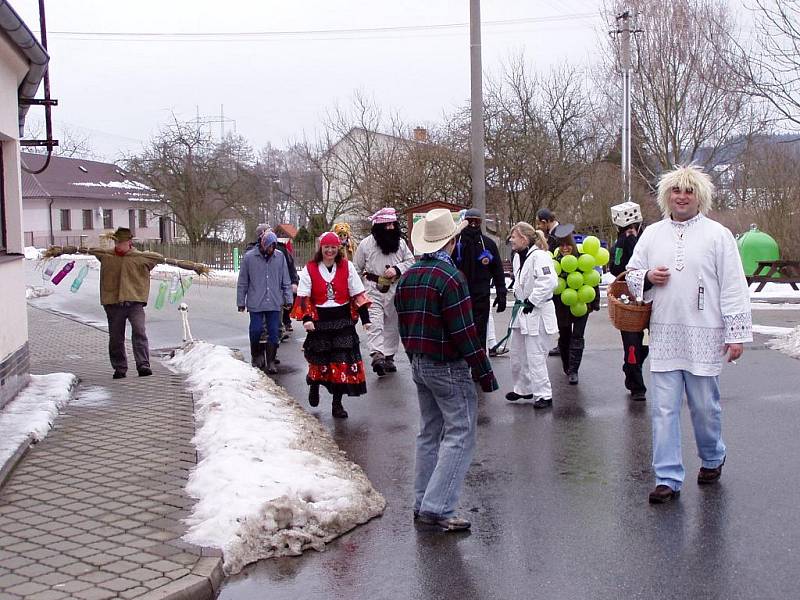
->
[0, 3, 49, 407]
[21, 152, 167, 247]
[273, 223, 297, 239]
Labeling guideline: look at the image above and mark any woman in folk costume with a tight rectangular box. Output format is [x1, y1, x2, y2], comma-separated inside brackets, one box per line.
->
[291, 232, 372, 419]
[552, 224, 601, 385]
[333, 222, 358, 261]
[506, 223, 558, 409]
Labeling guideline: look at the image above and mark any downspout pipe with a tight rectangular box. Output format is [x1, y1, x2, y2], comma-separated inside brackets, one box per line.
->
[0, 0, 50, 136]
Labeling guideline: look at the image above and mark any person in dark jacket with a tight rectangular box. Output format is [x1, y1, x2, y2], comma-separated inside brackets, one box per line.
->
[276, 237, 299, 337]
[451, 208, 507, 349]
[609, 202, 648, 401]
[552, 224, 601, 385]
[536, 208, 561, 253]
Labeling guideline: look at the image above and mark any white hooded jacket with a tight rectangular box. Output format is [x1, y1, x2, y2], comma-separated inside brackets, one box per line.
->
[512, 246, 558, 336]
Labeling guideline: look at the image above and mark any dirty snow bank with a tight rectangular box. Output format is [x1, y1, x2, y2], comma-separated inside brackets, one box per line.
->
[763, 324, 800, 359]
[167, 341, 386, 575]
[0, 373, 77, 469]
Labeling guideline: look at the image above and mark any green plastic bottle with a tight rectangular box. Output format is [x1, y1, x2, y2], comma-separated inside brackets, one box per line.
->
[154, 281, 168, 310]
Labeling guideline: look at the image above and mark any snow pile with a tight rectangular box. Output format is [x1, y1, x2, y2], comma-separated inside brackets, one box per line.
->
[0, 373, 77, 468]
[764, 324, 800, 359]
[167, 342, 386, 574]
[24, 246, 42, 259]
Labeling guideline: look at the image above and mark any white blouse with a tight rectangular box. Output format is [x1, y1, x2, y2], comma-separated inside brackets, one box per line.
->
[297, 260, 366, 307]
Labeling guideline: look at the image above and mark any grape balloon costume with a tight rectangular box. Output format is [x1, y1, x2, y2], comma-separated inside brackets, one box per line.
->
[551, 224, 604, 385]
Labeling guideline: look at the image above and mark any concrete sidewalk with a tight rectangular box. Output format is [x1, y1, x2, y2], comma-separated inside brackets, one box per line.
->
[0, 306, 221, 600]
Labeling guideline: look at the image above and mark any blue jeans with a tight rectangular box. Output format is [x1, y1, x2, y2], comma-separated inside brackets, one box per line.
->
[411, 354, 478, 518]
[248, 311, 281, 345]
[651, 370, 727, 491]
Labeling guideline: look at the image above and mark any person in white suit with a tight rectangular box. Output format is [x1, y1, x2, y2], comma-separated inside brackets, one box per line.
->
[505, 222, 558, 409]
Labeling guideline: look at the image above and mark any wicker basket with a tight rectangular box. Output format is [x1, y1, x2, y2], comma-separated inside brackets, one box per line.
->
[607, 272, 651, 332]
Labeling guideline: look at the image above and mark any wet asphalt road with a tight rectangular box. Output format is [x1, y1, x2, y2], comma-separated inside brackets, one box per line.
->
[25, 263, 800, 599]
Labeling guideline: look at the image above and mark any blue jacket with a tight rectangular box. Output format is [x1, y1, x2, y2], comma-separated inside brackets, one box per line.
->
[237, 247, 293, 311]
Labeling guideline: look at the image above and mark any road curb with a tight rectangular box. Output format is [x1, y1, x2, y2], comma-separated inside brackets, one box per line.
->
[137, 554, 224, 600]
[0, 375, 80, 489]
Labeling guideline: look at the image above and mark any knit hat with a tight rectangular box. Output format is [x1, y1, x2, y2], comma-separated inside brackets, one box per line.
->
[370, 207, 398, 224]
[464, 208, 482, 220]
[319, 232, 341, 246]
[261, 231, 278, 246]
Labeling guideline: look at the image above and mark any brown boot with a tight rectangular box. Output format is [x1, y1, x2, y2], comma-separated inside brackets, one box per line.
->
[648, 485, 680, 504]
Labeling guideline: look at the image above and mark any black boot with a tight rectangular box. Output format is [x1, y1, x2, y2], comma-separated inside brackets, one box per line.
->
[265, 342, 278, 374]
[558, 337, 570, 375]
[567, 338, 584, 385]
[372, 352, 386, 377]
[332, 394, 348, 418]
[384, 355, 397, 373]
[251, 341, 265, 370]
[308, 383, 320, 407]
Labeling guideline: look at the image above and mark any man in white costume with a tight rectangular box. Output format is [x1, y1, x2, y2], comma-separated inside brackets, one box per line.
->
[625, 165, 752, 504]
[354, 207, 416, 376]
[505, 222, 558, 409]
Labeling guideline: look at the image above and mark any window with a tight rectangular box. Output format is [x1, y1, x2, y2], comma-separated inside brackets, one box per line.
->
[103, 209, 113, 229]
[60, 209, 71, 231]
[128, 209, 136, 233]
[138, 209, 147, 228]
[82, 209, 93, 230]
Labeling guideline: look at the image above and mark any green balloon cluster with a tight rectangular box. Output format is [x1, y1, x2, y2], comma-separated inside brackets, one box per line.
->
[552, 234, 608, 306]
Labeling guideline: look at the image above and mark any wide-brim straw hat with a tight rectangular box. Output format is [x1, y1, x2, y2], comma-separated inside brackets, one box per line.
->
[411, 208, 467, 254]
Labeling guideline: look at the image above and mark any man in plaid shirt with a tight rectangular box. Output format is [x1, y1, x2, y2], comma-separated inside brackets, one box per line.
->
[395, 209, 498, 532]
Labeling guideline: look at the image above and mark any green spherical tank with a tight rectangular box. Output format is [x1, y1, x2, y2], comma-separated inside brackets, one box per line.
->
[737, 225, 779, 276]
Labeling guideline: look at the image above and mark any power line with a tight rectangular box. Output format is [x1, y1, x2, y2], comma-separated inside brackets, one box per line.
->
[47, 12, 600, 41]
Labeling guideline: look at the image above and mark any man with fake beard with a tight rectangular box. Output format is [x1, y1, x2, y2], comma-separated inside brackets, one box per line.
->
[354, 207, 415, 376]
[452, 208, 507, 349]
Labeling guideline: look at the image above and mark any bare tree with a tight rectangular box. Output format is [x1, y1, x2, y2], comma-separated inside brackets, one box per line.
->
[599, 0, 757, 179]
[721, 1, 800, 132]
[24, 121, 97, 160]
[124, 117, 254, 245]
[481, 57, 607, 227]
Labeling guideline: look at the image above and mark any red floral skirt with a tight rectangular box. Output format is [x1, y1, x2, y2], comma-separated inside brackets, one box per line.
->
[303, 304, 367, 396]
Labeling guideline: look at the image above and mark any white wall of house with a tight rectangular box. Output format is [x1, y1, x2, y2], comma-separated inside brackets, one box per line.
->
[23, 198, 162, 247]
[0, 34, 33, 407]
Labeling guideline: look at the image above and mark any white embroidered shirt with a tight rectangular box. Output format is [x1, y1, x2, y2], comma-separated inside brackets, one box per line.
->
[625, 213, 752, 376]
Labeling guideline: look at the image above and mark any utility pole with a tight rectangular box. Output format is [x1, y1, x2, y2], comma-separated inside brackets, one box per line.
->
[618, 11, 632, 203]
[470, 0, 486, 225]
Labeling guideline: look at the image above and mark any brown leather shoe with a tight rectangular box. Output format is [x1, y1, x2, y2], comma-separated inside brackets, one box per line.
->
[648, 485, 680, 504]
[698, 458, 725, 485]
[417, 513, 471, 531]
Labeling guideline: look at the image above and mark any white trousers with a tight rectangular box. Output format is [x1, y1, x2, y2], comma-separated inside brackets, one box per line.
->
[365, 281, 400, 358]
[509, 321, 553, 400]
[487, 313, 497, 348]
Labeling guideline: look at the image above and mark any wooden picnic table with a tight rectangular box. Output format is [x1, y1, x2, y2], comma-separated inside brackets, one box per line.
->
[747, 260, 800, 292]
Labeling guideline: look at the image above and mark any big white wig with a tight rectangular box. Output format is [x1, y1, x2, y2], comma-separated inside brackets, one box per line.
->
[656, 164, 715, 220]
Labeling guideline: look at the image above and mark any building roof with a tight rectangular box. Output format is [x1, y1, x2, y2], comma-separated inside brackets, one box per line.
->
[20, 153, 160, 203]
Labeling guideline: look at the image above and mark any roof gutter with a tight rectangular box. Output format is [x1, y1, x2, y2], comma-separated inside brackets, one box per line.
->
[0, 0, 49, 136]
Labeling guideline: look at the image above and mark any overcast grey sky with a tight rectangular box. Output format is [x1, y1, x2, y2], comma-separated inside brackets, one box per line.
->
[15, 1, 616, 159]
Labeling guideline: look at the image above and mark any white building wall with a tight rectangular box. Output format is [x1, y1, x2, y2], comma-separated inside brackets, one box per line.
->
[0, 37, 32, 407]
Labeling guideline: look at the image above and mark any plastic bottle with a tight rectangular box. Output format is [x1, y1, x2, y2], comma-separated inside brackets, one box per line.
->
[70, 264, 90, 293]
[168, 275, 181, 304]
[154, 281, 168, 310]
[43, 261, 58, 279]
[51, 261, 75, 285]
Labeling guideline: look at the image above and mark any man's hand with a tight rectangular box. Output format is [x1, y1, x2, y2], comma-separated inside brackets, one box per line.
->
[383, 267, 397, 279]
[494, 294, 507, 313]
[647, 266, 670, 286]
[724, 343, 743, 362]
[304, 321, 315, 332]
[522, 299, 535, 314]
[238, 306, 245, 313]
[292, 284, 298, 294]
